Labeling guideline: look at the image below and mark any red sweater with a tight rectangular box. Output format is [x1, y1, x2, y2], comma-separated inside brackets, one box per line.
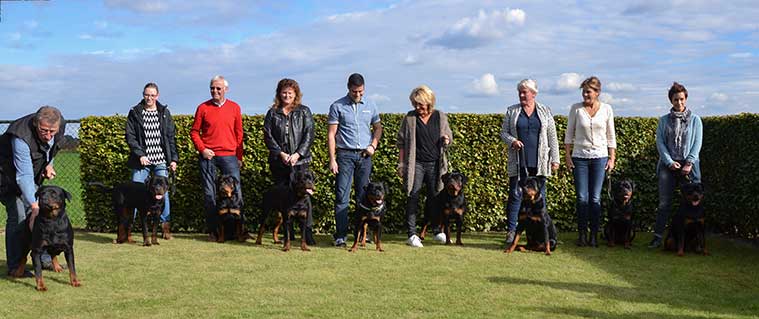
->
[190, 99, 244, 161]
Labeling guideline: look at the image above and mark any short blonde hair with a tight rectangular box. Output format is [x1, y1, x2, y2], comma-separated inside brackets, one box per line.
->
[409, 85, 436, 110]
[580, 76, 601, 92]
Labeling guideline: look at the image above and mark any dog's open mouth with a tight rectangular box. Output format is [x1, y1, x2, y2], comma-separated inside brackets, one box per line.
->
[155, 194, 164, 200]
[374, 199, 384, 206]
[305, 188, 314, 195]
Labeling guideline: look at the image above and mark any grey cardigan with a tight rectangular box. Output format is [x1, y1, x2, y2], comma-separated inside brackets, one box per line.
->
[396, 110, 453, 195]
[500, 102, 560, 177]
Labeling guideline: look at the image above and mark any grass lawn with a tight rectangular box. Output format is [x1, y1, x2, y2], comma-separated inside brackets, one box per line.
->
[1, 231, 757, 319]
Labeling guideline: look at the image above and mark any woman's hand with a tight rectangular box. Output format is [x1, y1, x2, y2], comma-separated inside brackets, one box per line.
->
[279, 152, 290, 165]
[287, 153, 301, 166]
[669, 162, 682, 170]
[606, 157, 615, 172]
[681, 162, 692, 175]
[565, 156, 574, 170]
[511, 140, 524, 150]
[441, 135, 450, 145]
[396, 163, 405, 178]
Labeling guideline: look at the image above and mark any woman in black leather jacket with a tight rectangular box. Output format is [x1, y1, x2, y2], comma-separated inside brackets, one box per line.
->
[263, 78, 314, 184]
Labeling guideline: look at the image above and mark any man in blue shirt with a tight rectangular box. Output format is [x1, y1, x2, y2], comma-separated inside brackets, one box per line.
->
[1, 106, 65, 277]
[327, 73, 383, 247]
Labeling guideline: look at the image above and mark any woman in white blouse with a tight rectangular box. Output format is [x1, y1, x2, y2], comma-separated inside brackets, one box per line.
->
[564, 76, 616, 247]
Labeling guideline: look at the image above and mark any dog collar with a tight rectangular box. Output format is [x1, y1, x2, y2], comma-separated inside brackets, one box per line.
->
[359, 202, 384, 212]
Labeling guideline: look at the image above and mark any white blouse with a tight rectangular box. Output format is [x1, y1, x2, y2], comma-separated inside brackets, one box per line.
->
[564, 102, 617, 158]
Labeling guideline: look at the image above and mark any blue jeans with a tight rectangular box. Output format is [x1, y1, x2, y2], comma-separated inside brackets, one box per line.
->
[334, 150, 372, 240]
[199, 155, 241, 234]
[505, 168, 546, 232]
[131, 163, 170, 223]
[572, 157, 608, 233]
[2, 194, 51, 272]
[654, 161, 702, 237]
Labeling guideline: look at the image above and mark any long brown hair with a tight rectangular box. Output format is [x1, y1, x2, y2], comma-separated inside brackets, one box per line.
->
[271, 78, 303, 109]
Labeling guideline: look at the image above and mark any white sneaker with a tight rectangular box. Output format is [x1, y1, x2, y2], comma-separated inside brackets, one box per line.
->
[433, 233, 447, 243]
[407, 235, 424, 247]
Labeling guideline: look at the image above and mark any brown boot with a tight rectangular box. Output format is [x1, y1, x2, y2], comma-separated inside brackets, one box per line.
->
[162, 222, 172, 240]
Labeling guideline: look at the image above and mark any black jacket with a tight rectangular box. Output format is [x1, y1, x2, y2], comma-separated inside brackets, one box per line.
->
[0, 113, 66, 195]
[125, 101, 178, 170]
[263, 104, 314, 165]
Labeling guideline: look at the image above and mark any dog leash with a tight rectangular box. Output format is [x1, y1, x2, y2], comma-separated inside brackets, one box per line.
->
[439, 137, 453, 172]
[169, 168, 177, 195]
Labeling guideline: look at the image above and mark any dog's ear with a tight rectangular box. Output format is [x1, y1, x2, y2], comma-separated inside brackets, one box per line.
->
[63, 188, 72, 202]
[460, 173, 468, 185]
[441, 173, 451, 184]
[381, 182, 388, 194]
[35, 187, 44, 200]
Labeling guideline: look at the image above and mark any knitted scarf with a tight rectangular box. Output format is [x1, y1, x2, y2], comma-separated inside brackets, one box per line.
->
[665, 108, 691, 161]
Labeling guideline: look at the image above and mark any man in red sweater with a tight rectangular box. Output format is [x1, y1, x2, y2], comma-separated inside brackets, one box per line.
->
[190, 75, 244, 242]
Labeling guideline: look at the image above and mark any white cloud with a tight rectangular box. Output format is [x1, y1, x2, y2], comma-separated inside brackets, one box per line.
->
[368, 93, 391, 105]
[402, 54, 419, 65]
[606, 82, 637, 92]
[553, 73, 583, 93]
[468, 73, 500, 96]
[599, 92, 631, 105]
[709, 92, 729, 103]
[429, 8, 526, 49]
[729, 52, 753, 59]
[104, 0, 170, 14]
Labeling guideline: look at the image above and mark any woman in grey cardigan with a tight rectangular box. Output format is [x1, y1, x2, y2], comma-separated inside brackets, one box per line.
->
[500, 79, 560, 246]
[397, 85, 453, 248]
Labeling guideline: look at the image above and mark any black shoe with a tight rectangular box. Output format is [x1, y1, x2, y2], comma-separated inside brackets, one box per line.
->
[576, 231, 587, 247]
[505, 231, 516, 245]
[648, 237, 663, 249]
[589, 232, 598, 248]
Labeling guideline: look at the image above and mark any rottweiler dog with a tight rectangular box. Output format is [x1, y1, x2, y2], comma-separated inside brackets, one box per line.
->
[90, 175, 169, 246]
[216, 175, 246, 243]
[425, 172, 468, 245]
[604, 179, 635, 249]
[664, 182, 707, 256]
[504, 177, 557, 255]
[13, 186, 81, 291]
[256, 169, 315, 251]
[349, 181, 387, 252]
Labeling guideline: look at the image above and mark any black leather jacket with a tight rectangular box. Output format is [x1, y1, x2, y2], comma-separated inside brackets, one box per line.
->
[263, 104, 314, 165]
[125, 101, 178, 170]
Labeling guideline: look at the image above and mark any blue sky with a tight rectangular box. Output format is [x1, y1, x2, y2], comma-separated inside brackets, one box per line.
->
[1, 0, 758, 119]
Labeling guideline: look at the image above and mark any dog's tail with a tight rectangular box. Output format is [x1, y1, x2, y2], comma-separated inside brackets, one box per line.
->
[87, 181, 114, 192]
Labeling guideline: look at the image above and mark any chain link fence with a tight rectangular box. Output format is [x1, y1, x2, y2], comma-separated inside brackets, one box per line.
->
[1, 120, 84, 229]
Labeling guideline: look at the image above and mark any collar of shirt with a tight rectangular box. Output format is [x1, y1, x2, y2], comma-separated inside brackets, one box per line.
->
[212, 99, 226, 107]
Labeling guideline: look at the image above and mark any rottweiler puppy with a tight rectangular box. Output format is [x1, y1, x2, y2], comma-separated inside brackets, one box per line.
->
[664, 182, 707, 256]
[14, 186, 81, 291]
[349, 181, 387, 252]
[426, 172, 468, 245]
[90, 175, 169, 246]
[216, 175, 245, 243]
[604, 179, 635, 249]
[256, 169, 315, 251]
[504, 177, 557, 255]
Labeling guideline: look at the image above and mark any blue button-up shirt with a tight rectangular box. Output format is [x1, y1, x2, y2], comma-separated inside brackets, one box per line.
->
[327, 95, 380, 149]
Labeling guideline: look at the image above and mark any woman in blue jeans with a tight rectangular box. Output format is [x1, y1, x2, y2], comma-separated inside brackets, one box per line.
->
[564, 76, 616, 247]
[125, 82, 178, 239]
[500, 79, 560, 246]
[648, 82, 702, 248]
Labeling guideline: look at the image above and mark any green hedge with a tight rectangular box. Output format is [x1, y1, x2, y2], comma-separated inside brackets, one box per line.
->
[80, 113, 759, 239]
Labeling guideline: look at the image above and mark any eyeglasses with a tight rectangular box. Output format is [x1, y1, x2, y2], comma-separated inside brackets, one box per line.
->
[210, 87, 224, 91]
[143, 93, 158, 98]
[37, 127, 58, 134]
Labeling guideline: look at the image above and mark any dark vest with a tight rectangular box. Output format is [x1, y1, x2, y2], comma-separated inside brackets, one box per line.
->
[0, 113, 66, 195]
